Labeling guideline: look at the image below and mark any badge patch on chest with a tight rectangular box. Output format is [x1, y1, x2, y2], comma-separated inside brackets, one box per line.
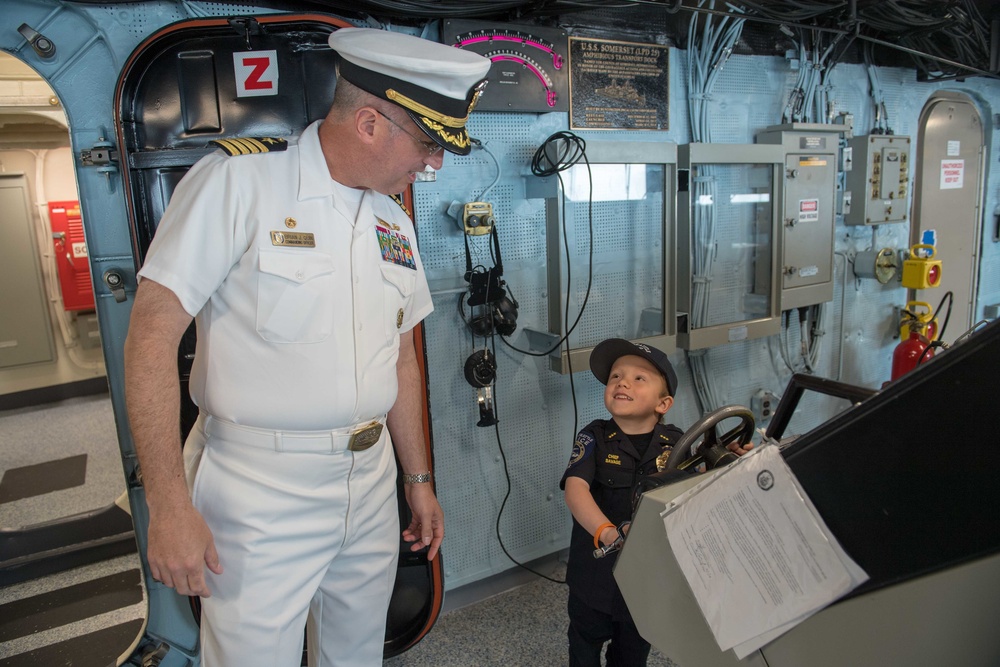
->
[655, 446, 673, 472]
[270, 231, 315, 247]
[376, 222, 416, 270]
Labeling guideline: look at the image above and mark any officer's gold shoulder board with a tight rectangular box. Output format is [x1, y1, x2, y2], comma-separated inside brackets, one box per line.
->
[390, 193, 412, 217]
[209, 136, 288, 156]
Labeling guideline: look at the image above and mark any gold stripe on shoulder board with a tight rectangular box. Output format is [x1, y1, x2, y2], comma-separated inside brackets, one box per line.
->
[210, 137, 288, 156]
[232, 137, 260, 154]
[390, 194, 411, 219]
[210, 138, 245, 155]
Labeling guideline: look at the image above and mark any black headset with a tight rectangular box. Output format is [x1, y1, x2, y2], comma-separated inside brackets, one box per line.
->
[460, 223, 519, 338]
[458, 289, 519, 338]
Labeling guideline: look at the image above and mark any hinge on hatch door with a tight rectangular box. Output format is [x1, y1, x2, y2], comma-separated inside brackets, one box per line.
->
[228, 17, 262, 50]
[79, 136, 119, 192]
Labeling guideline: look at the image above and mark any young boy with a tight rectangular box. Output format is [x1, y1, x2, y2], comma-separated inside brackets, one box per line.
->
[560, 338, 681, 666]
[561, 337, 752, 665]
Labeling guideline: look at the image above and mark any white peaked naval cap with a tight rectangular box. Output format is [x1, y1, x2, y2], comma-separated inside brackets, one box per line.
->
[329, 27, 492, 155]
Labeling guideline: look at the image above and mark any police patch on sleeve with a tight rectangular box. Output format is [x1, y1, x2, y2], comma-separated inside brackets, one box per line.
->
[567, 431, 595, 469]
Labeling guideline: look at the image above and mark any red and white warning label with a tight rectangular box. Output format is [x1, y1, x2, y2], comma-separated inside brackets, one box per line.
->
[798, 198, 819, 223]
[940, 159, 964, 190]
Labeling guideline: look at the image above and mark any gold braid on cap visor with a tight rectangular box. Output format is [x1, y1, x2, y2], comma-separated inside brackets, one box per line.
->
[386, 88, 469, 126]
[385, 83, 485, 150]
[420, 118, 469, 149]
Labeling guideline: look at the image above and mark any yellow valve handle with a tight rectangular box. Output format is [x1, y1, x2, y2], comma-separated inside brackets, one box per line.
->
[904, 301, 932, 318]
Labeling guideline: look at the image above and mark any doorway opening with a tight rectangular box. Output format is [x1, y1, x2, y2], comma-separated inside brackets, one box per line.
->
[0, 50, 144, 666]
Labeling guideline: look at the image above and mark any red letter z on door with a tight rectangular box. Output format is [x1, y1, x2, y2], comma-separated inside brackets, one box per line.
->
[234, 50, 278, 97]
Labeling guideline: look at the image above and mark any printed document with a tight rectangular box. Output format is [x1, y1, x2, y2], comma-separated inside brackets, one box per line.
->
[662, 444, 868, 658]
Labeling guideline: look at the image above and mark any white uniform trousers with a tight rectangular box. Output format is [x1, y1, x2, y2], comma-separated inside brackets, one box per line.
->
[183, 414, 399, 667]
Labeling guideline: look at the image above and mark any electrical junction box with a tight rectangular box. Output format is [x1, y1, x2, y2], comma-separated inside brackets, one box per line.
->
[844, 134, 911, 225]
[756, 123, 842, 311]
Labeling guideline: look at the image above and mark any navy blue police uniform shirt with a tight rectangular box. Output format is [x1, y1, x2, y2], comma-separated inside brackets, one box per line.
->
[560, 419, 685, 617]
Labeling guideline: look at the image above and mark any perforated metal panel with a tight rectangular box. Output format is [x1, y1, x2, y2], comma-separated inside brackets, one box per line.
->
[413, 51, 1000, 592]
[91, 2, 269, 41]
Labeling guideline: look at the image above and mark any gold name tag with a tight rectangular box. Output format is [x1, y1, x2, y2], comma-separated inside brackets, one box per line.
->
[348, 422, 383, 452]
[270, 231, 316, 247]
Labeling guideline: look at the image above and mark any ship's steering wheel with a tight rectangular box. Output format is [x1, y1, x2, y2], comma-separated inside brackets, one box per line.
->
[665, 405, 756, 471]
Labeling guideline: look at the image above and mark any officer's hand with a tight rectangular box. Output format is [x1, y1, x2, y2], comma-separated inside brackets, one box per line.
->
[402, 484, 444, 561]
[146, 502, 223, 597]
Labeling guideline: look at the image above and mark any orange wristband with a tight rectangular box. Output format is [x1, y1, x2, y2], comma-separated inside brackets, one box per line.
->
[594, 522, 615, 549]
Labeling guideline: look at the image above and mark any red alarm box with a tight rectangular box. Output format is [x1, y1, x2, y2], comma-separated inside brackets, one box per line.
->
[48, 200, 95, 311]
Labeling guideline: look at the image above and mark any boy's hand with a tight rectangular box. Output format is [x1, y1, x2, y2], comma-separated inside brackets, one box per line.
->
[726, 440, 754, 456]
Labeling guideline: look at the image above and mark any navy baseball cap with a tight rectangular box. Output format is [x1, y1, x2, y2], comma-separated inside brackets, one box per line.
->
[328, 28, 491, 156]
[590, 338, 678, 396]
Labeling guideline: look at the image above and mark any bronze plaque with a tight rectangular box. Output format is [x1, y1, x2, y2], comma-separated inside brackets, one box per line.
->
[569, 37, 669, 131]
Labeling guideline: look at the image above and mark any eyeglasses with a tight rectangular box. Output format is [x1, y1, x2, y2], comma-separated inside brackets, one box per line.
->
[376, 109, 444, 157]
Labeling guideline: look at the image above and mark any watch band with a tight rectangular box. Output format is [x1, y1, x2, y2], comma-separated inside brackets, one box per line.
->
[402, 471, 432, 484]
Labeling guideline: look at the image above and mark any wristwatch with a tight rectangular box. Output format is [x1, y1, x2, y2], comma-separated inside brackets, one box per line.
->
[402, 471, 432, 484]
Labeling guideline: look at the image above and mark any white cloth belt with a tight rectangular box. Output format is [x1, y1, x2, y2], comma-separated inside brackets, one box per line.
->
[203, 413, 387, 453]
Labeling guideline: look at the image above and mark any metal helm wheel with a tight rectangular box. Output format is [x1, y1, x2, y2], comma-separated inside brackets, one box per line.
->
[666, 405, 755, 471]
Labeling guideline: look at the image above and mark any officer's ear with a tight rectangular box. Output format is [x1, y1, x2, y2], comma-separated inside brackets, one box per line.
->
[356, 106, 379, 145]
[656, 395, 674, 417]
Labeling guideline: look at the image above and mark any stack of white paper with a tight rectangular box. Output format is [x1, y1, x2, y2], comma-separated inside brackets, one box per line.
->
[662, 444, 868, 659]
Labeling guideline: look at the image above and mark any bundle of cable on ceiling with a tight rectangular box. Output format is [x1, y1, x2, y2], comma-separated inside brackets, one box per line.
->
[738, 0, 846, 23]
[335, 0, 538, 19]
[857, 0, 991, 80]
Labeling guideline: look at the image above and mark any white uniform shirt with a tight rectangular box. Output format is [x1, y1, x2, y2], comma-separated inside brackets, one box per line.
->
[138, 120, 433, 430]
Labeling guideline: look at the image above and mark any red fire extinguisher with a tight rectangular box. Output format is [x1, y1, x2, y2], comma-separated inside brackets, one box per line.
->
[891, 323, 934, 381]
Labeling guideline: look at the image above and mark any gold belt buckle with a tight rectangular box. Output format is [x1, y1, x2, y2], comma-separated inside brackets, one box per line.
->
[348, 421, 383, 452]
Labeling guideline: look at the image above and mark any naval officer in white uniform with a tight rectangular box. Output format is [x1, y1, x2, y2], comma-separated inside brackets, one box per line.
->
[123, 27, 490, 666]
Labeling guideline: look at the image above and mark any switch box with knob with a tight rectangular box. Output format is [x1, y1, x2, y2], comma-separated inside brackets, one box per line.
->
[462, 202, 495, 236]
